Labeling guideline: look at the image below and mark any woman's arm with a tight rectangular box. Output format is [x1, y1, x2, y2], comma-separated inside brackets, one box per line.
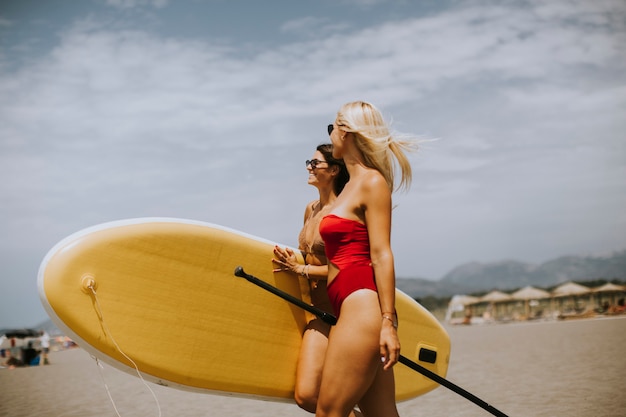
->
[273, 247, 328, 280]
[273, 200, 328, 279]
[362, 172, 400, 370]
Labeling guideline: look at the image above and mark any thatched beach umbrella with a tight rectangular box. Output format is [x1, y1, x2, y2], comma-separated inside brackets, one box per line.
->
[480, 290, 513, 302]
[592, 283, 626, 308]
[512, 286, 551, 300]
[552, 281, 591, 297]
[477, 290, 512, 319]
[445, 294, 480, 322]
[592, 282, 626, 293]
[511, 286, 551, 318]
[552, 281, 592, 312]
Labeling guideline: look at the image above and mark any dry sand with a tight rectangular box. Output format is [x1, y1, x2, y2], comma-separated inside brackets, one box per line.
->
[1, 316, 625, 417]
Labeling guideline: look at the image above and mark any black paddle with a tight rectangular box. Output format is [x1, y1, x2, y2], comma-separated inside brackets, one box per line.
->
[234, 266, 510, 417]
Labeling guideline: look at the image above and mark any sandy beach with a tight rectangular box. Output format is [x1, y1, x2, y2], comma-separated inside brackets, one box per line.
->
[1, 316, 624, 417]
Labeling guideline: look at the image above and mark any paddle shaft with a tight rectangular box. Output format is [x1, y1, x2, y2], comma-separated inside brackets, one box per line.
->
[234, 266, 509, 417]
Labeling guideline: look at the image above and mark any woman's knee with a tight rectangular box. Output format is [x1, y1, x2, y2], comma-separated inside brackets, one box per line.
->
[294, 380, 319, 413]
[294, 390, 317, 413]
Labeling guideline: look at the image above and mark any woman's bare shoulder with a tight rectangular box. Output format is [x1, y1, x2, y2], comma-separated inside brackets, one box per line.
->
[359, 169, 388, 193]
[303, 199, 319, 217]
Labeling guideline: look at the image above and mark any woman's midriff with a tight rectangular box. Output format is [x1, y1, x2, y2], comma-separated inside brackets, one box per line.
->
[305, 253, 333, 313]
[310, 281, 333, 313]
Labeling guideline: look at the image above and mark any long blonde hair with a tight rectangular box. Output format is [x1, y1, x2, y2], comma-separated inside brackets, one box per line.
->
[336, 101, 416, 191]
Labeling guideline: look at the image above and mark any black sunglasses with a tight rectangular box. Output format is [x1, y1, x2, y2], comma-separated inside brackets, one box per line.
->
[305, 159, 328, 169]
[327, 124, 334, 135]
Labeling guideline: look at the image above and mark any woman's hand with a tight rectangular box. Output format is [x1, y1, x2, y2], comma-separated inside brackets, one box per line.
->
[379, 319, 400, 370]
[272, 246, 300, 274]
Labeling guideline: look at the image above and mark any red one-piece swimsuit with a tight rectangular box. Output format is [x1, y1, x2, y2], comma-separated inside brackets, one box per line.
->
[319, 214, 378, 317]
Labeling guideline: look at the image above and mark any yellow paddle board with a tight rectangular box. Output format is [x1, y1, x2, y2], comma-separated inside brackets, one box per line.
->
[37, 218, 450, 401]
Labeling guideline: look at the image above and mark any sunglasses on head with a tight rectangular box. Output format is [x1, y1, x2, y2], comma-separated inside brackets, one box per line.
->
[305, 159, 328, 169]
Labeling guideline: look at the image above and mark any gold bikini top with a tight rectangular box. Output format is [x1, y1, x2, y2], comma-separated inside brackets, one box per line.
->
[298, 201, 327, 261]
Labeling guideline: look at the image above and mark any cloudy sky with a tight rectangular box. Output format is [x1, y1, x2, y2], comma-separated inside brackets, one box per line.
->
[1, 0, 625, 328]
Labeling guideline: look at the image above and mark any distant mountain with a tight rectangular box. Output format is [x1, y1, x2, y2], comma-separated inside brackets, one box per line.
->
[397, 250, 626, 298]
[396, 277, 472, 299]
[440, 260, 536, 290]
[35, 319, 63, 336]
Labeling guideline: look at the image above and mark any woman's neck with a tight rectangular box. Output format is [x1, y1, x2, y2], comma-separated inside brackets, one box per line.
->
[340, 141, 367, 177]
[344, 157, 368, 179]
[317, 185, 337, 208]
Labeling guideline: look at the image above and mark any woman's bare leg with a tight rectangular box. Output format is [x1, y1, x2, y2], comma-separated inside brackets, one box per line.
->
[295, 319, 330, 412]
[315, 290, 397, 417]
[358, 363, 398, 417]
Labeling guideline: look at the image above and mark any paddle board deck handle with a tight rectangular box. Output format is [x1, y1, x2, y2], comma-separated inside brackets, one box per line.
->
[233, 266, 510, 417]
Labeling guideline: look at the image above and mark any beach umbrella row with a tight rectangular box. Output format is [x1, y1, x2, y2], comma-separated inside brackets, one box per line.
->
[448, 281, 626, 322]
[470, 281, 626, 304]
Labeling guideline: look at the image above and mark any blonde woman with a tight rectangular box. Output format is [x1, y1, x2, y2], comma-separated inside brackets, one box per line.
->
[316, 101, 416, 417]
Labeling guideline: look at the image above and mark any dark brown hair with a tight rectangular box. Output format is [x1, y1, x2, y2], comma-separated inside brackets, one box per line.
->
[317, 143, 349, 195]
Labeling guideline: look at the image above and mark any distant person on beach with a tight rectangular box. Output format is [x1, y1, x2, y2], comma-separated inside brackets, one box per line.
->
[272, 143, 355, 414]
[3, 349, 24, 369]
[22, 341, 40, 366]
[39, 331, 50, 365]
[314, 101, 417, 417]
